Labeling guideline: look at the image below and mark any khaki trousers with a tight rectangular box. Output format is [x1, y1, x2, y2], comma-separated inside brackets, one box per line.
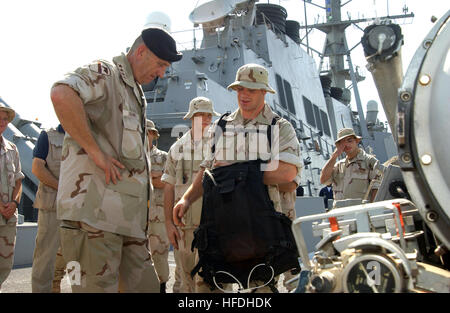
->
[60, 221, 159, 293]
[0, 221, 16, 290]
[32, 210, 66, 293]
[173, 227, 196, 292]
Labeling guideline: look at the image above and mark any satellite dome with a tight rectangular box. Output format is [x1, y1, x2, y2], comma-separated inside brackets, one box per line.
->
[144, 11, 172, 32]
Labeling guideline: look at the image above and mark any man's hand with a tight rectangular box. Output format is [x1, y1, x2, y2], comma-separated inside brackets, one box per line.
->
[151, 173, 165, 189]
[1, 202, 17, 220]
[51, 84, 125, 185]
[0, 202, 5, 217]
[334, 140, 345, 157]
[89, 150, 125, 185]
[320, 141, 344, 185]
[173, 198, 190, 228]
[151, 171, 163, 178]
[165, 221, 181, 250]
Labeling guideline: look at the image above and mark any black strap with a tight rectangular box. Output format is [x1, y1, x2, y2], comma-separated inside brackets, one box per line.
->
[267, 116, 280, 151]
[268, 279, 279, 293]
[211, 112, 231, 154]
[211, 113, 281, 155]
[190, 260, 203, 279]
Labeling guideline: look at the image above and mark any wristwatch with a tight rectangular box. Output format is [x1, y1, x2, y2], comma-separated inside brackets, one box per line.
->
[12, 200, 19, 207]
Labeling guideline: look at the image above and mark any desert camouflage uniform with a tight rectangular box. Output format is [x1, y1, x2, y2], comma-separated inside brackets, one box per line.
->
[196, 103, 302, 292]
[323, 148, 385, 202]
[53, 246, 66, 292]
[201, 103, 302, 212]
[161, 130, 207, 293]
[0, 137, 24, 290]
[172, 266, 182, 293]
[148, 145, 170, 284]
[280, 172, 302, 220]
[31, 128, 67, 293]
[53, 53, 159, 292]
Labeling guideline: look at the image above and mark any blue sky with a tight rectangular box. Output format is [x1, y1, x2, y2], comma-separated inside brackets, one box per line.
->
[0, 0, 447, 128]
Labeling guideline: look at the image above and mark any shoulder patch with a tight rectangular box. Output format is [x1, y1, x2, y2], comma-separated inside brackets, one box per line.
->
[88, 61, 111, 76]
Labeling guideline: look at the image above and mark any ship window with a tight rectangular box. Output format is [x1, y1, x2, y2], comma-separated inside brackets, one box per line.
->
[302, 96, 315, 128]
[275, 74, 287, 110]
[283, 80, 296, 114]
[313, 104, 323, 133]
[320, 109, 331, 137]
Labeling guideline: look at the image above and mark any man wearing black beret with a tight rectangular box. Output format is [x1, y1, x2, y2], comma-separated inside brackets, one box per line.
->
[142, 28, 183, 63]
[50, 26, 182, 293]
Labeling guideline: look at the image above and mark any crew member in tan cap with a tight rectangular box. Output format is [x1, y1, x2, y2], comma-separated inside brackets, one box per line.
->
[320, 128, 385, 203]
[172, 64, 302, 293]
[145, 119, 171, 293]
[162, 96, 219, 292]
[0, 103, 24, 291]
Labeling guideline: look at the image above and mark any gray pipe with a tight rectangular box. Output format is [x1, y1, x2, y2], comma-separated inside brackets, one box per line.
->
[362, 23, 404, 141]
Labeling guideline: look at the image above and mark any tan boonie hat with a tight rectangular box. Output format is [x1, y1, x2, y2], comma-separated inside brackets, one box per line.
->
[146, 119, 159, 138]
[335, 128, 361, 144]
[183, 96, 220, 120]
[227, 63, 276, 94]
[0, 103, 15, 123]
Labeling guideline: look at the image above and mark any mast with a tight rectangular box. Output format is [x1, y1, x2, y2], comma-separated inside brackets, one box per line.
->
[300, 0, 414, 148]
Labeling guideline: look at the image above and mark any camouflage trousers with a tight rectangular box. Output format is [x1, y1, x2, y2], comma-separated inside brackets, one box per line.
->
[32, 210, 67, 293]
[147, 221, 170, 283]
[173, 227, 196, 292]
[0, 220, 16, 290]
[172, 260, 183, 293]
[53, 246, 66, 292]
[60, 220, 159, 293]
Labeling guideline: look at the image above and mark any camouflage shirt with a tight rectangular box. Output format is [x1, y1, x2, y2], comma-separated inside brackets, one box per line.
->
[279, 168, 302, 221]
[201, 103, 302, 212]
[149, 145, 167, 223]
[324, 148, 385, 201]
[53, 53, 151, 239]
[0, 136, 24, 226]
[33, 128, 64, 211]
[161, 129, 208, 229]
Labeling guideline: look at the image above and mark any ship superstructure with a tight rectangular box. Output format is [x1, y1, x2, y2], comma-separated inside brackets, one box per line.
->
[143, 0, 397, 196]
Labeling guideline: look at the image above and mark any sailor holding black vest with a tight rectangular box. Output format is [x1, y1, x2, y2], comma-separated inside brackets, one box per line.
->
[172, 63, 302, 292]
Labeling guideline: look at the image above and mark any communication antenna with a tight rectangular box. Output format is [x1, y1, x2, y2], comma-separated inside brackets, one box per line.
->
[189, 0, 236, 25]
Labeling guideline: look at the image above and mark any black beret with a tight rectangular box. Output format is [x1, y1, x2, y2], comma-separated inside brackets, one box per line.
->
[141, 28, 183, 63]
